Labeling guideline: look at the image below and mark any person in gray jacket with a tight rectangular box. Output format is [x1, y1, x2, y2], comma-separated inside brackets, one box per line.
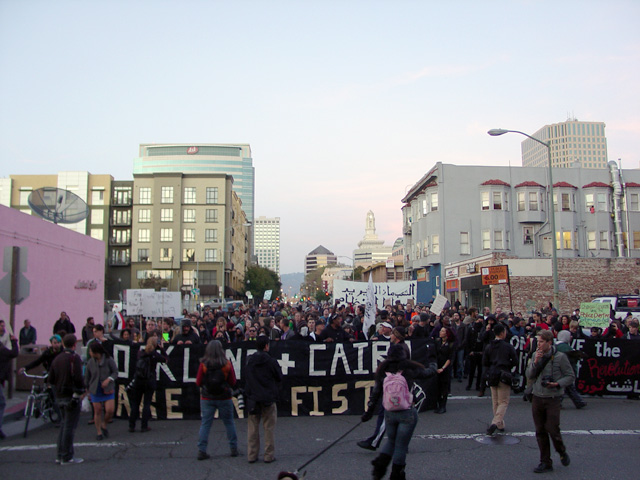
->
[85, 342, 118, 440]
[526, 329, 574, 474]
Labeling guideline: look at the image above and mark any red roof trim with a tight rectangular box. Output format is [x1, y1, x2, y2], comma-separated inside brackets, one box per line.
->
[582, 182, 611, 188]
[481, 179, 510, 186]
[515, 181, 544, 188]
[553, 181, 577, 189]
[625, 182, 640, 188]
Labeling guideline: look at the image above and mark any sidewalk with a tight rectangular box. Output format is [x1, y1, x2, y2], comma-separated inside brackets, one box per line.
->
[1, 390, 32, 439]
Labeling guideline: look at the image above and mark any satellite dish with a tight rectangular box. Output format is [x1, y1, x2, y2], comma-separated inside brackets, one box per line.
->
[28, 187, 89, 224]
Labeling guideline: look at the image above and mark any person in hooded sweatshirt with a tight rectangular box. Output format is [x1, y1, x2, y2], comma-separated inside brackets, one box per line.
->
[171, 319, 200, 345]
[244, 336, 282, 464]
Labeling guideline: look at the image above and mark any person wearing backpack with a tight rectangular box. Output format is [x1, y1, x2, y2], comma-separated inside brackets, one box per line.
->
[195, 340, 239, 460]
[362, 343, 437, 480]
[128, 336, 166, 433]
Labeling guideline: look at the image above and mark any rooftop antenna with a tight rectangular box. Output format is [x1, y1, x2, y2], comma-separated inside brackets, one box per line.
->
[28, 187, 89, 224]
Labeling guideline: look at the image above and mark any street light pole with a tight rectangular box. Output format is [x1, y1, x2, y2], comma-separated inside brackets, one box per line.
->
[488, 128, 560, 310]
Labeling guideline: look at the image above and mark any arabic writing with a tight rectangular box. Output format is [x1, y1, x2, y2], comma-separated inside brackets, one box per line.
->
[333, 280, 416, 308]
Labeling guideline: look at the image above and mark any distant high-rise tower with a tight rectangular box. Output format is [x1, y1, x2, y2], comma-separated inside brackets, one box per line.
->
[521, 119, 608, 169]
[255, 216, 280, 276]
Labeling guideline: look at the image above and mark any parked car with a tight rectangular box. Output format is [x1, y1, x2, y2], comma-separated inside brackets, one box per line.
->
[591, 295, 640, 320]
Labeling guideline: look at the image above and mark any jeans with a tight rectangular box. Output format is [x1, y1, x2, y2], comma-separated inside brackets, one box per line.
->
[197, 398, 237, 454]
[454, 349, 465, 380]
[58, 400, 81, 461]
[129, 385, 154, 429]
[380, 408, 418, 466]
[0, 383, 6, 433]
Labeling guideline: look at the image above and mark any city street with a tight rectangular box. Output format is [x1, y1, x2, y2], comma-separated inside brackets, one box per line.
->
[2, 384, 639, 480]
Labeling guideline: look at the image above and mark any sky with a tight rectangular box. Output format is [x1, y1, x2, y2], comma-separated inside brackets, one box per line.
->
[1, 0, 639, 275]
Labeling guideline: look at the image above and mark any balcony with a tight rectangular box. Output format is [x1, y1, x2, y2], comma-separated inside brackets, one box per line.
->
[110, 218, 132, 227]
[109, 257, 131, 266]
[109, 237, 131, 246]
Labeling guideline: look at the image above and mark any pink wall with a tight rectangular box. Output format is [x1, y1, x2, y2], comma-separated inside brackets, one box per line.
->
[0, 205, 105, 341]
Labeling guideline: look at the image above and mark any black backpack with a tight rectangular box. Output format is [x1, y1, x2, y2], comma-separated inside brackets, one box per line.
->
[134, 355, 153, 384]
[204, 365, 230, 397]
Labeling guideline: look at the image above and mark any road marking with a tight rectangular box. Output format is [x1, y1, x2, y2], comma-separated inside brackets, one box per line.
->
[0, 441, 182, 452]
[413, 429, 640, 440]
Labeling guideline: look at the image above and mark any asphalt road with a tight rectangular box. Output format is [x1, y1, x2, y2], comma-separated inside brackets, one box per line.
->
[2, 388, 639, 480]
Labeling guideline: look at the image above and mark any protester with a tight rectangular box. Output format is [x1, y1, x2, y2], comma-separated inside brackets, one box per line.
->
[85, 342, 118, 440]
[49, 334, 84, 464]
[172, 319, 200, 345]
[19, 319, 37, 346]
[555, 331, 587, 409]
[483, 323, 517, 435]
[526, 329, 574, 473]
[625, 318, 640, 339]
[0, 320, 19, 439]
[53, 312, 75, 336]
[19, 334, 63, 374]
[128, 336, 166, 432]
[465, 315, 485, 392]
[81, 317, 95, 345]
[435, 327, 455, 414]
[245, 336, 282, 464]
[196, 340, 239, 460]
[362, 344, 437, 480]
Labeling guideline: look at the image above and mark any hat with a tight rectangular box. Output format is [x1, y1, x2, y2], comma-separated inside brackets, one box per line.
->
[380, 322, 393, 329]
[386, 344, 407, 360]
[181, 319, 192, 328]
[234, 324, 244, 335]
[557, 330, 571, 343]
[274, 312, 284, 318]
[392, 327, 406, 342]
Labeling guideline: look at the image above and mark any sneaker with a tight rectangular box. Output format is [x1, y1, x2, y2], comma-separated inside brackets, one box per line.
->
[96, 434, 103, 441]
[576, 403, 587, 409]
[357, 440, 376, 451]
[230, 448, 239, 457]
[55, 459, 61, 464]
[61, 458, 84, 465]
[102, 428, 109, 439]
[197, 451, 210, 461]
[141, 426, 151, 433]
[560, 452, 570, 466]
[533, 463, 553, 473]
[486, 424, 498, 436]
[248, 458, 257, 464]
[264, 457, 276, 464]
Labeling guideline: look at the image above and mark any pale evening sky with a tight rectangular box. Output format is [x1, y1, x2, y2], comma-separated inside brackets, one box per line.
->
[1, 0, 638, 274]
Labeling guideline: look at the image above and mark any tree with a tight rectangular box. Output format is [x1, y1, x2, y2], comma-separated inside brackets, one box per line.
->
[138, 275, 168, 291]
[315, 290, 331, 302]
[353, 266, 364, 281]
[303, 266, 326, 296]
[245, 266, 281, 302]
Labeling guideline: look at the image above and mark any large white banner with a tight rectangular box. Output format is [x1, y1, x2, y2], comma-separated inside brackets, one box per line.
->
[125, 289, 181, 317]
[333, 280, 417, 309]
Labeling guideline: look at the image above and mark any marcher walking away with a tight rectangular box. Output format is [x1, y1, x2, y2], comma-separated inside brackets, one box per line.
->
[128, 336, 166, 432]
[362, 344, 437, 480]
[245, 336, 282, 464]
[196, 340, 239, 460]
[526, 329, 574, 473]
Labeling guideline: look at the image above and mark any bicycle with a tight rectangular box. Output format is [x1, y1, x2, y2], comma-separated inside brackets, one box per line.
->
[22, 372, 61, 438]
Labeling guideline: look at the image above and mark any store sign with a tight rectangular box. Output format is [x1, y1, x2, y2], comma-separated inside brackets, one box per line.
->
[187, 146, 199, 154]
[446, 279, 459, 292]
[481, 265, 509, 286]
[466, 263, 476, 273]
[445, 267, 458, 279]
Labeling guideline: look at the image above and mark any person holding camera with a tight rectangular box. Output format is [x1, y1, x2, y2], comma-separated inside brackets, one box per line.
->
[526, 329, 574, 473]
[483, 323, 517, 435]
[48, 334, 85, 465]
[245, 336, 282, 464]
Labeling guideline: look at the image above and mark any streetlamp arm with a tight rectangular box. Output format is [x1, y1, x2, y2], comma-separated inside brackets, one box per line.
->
[488, 128, 549, 148]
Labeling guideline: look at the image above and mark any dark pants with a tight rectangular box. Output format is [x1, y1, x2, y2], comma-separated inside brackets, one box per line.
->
[57, 400, 81, 462]
[436, 372, 450, 409]
[467, 353, 483, 389]
[129, 385, 155, 429]
[532, 395, 567, 466]
[564, 383, 585, 408]
[365, 406, 386, 448]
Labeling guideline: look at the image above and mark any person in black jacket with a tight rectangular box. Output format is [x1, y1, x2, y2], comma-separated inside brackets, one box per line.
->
[483, 323, 517, 435]
[19, 334, 63, 374]
[362, 344, 437, 480]
[245, 336, 282, 464]
[0, 321, 19, 439]
[128, 336, 166, 433]
[53, 312, 75, 336]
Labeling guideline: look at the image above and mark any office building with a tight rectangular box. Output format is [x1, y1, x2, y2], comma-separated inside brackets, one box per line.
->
[305, 245, 337, 274]
[254, 216, 280, 276]
[521, 119, 608, 169]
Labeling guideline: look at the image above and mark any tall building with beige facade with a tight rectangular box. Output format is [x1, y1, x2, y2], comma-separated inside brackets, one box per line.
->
[131, 172, 249, 301]
[254, 216, 280, 276]
[521, 119, 608, 169]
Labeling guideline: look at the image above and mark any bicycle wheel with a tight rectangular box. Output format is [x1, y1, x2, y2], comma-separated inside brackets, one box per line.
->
[23, 396, 35, 438]
[43, 397, 62, 425]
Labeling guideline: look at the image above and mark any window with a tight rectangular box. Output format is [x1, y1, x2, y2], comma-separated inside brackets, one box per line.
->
[562, 193, 571, 212]
[460, 232, 470, 254]
[160, 248, 172, 261]
[184, 209, 196, 223]
[138, 249, 149, 262]
[183, 248, 195, 262]
[91, 209, 104, 225]
[493, 192, 502, 210]
[161, 186, 173, 204]
[112, 229, 130, 244]
[184, 187, 196, 204]
[206, 187, 218, 204]
[629, 193, 639, 211]
[113, 210, 131, 225]
[597, 193, 607, 211]
[556, 231, 574, 250]
[138, 229, 150, 243]
[528, 192, 538, 211]
[138, 209, 150, 223]
[183, 270, 195, 286]
[600, 231, 610, 249]
[431, 235, 439, 254]
[114, 186, 131, 205]
[634, 232, 640, 249]
[160, 228, 173, 242]
[199, 271, 217, 284]
[523, 227, 533, 244]
[205, 229, 218, 242]
[91, 189, 104, 205]
[183, 228, 196, 242]
[205, 249, 218, 262]
[587, 231, 596, 250]
[482, 230, 491, 250]
[139, 187, 151, 204]
[430, 192, 438, 211]
[90, 229, 103, 240]
[481, 192, 490, 210]
[205, 209, 218, 223]
[160, 208, 173, 222]
[585, 193, 594, 211]
[19, 188, 32, 206]
[422, 198, 428, 216]
[494, 231, 503, 250]
[517, 192, 525, 211]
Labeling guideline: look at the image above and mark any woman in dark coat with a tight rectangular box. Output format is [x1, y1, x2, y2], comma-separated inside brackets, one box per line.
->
[435, 327, 455, 414]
